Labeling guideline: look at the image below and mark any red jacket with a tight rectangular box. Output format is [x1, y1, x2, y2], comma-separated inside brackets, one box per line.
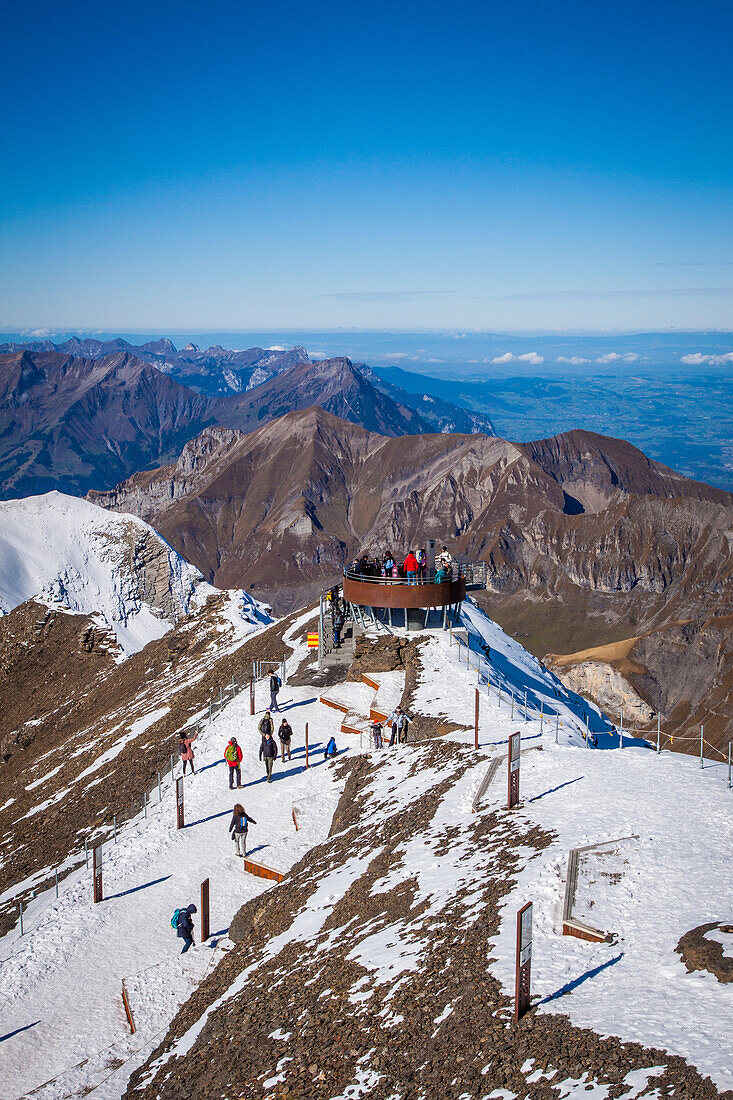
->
[403, 553, 418, 573]
[225, 740, 243, 767]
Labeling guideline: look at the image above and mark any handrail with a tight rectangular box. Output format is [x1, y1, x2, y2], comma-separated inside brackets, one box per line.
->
[343, 564, 469, 586]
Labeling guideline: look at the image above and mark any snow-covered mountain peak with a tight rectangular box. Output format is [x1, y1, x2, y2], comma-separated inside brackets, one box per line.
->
[0, 492, 217, 655]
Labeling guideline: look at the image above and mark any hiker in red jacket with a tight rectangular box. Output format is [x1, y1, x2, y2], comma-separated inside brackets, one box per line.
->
[225, 737, 243, 788]
[403, 550, 419, 586]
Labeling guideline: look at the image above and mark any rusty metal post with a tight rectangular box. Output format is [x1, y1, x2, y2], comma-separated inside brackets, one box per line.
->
[474, 688, 479, 750]
[92, 841, 103, 903]
[515, 902, 533, 1022]
[700, 725, 704, 768]
[200, 878, 210, 942]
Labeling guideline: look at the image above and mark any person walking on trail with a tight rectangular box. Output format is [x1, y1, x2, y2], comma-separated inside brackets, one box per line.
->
[269, 671, 282, 712]
[260, 730, 278, 781]
[229, 802, 256, 857]
[174, 904, 197, 953]
[259, 711, 274, 738]
[178, 729, 197, 776]
[278, 718, 293, 762]
[332, 607, 345, 648]
[324, 735, 338, 760]
[403, 550, 419, 586]
[225, 737, 243, 788]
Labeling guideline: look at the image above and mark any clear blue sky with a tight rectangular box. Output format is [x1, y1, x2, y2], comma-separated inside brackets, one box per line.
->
[2, 0, 732, 331]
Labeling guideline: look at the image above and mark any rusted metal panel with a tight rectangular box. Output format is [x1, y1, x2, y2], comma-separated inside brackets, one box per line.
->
[342, 575, 465, 609]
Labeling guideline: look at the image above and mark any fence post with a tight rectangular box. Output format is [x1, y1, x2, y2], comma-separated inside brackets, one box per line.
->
[158, 771, 162, 803]
[555, 715, 559, 744]
[113, 814, 117, 843]
[200, 878, 210, 942]
[19, 901, 23, 936]
[474, 688, 479, 751]
[176, 777, 184, 829]
[540, 701, 544, 735]
[511, 692, 514, 719]
[656, 713, 661, 754]
[619, 708, 624, 749]
[170, 753, 175, 779]
[728, 742, 732, 789]
[84, 836, 88, 868]
[700, 725, 704, 768]
[305, 722, 309, 768]
[523, 690, 528, 722]
[250, 677, 255, 716]
[143, 792, 147, 818]
[55, 867, 59, 897]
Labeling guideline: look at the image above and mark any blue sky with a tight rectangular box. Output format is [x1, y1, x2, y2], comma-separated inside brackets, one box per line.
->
[2, 0, 732, 331]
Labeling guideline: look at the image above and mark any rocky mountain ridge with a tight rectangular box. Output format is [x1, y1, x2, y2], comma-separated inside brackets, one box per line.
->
[90, 409, 733, 751]
[0, 348, 494, 497]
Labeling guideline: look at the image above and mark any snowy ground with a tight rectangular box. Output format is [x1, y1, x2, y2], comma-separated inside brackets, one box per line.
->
[0, 620, 349, 1100]
[410, 616, 733, 1092]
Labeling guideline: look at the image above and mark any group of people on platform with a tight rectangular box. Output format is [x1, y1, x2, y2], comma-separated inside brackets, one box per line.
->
[348, 545, 454, 585]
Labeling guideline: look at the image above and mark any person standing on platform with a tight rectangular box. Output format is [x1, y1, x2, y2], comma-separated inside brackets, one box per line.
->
[403, 550, 419, 586]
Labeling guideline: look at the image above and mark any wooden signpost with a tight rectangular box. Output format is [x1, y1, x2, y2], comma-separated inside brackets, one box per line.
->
[515, 901, 533, 1022]
[507, 730, 521, 809]
[92, 841, 103, 904]
[200, 877, 210, 942]
[176, 776, 185, 830]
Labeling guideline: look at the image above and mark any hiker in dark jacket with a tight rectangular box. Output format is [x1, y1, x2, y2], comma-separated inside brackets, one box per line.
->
[278, 718, 293, 762]
[229, 802, 256, 857]
[259, 731, 278, 781]
[332, 608, 345, 648]
[324, 735, 338, 759]
[178, 730, 197, 776]
[269, 672, 281, 712]
[225, 737, 243, 788]
[259, 711, 274, 737]
[176, 903, 197, 953]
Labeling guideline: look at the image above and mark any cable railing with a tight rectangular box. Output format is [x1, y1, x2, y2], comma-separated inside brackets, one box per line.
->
[343, 561, 476, 585]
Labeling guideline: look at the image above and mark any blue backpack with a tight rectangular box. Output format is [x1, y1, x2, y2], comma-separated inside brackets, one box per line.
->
[171, 908, 182, 930]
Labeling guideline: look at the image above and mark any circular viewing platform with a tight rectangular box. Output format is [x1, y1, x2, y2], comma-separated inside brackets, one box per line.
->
[342, 569, 467, 610]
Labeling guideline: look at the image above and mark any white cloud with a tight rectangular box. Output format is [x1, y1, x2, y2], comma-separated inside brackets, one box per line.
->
[680, 351, 733, 365]
[596, 352, 639, 363]
[490, 351, 544, 365]
[557, 356, 590, 364]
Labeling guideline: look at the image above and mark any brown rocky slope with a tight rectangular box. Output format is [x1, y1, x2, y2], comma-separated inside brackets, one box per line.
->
[89, 409, 733, 754]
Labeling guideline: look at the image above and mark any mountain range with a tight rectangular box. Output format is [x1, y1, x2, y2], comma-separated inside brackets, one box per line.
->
[88, 407, 733, 752]
[0, 347, 493, 498]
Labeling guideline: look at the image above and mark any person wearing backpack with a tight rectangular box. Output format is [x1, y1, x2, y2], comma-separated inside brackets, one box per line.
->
[269, 671, 282, 712]
[172, 903, 197, 953]
[225, 737, 243, 788]
[278, 718, 293, 762]
[178, 729, 197, 775]
[259, 711, 274, 738]
[229, 802, 256, 857]
[332, 607, 345, 648]
[324, 735, 338, 760]
[259, 730, 278, 781]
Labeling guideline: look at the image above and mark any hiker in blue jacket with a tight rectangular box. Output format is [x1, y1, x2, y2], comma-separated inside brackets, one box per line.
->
[324, 735, 337, 759]
[175, 903, 197, 953]
[229, 802, 256, 857]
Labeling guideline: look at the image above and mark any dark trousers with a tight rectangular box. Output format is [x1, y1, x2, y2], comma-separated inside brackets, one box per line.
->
[389, 724, 397, 746]
[180, 932, 194, 953]
[270, 691, 280, 711]
[183, 759, 194, 774]
[228, 764, 241, 788]
[265, 757, 274, 781]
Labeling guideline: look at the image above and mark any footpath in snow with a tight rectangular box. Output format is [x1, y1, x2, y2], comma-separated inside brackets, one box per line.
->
[0, 616, 347, 1100]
